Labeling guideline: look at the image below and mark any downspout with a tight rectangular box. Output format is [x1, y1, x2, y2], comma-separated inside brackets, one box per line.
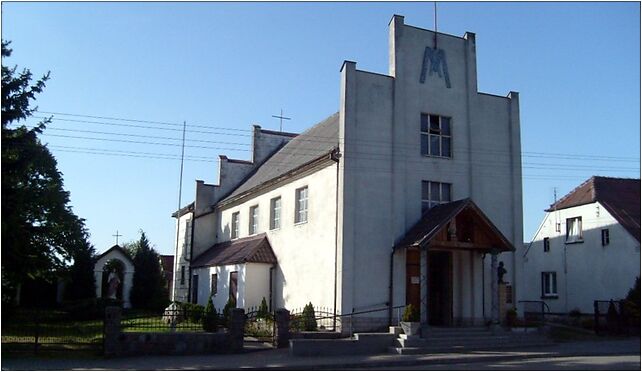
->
[482, 252, 486, 320]
[187, 213, 196, 303]
[333, 150, 341, 331]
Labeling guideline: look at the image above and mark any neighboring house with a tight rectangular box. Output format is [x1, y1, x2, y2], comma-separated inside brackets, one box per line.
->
[521, 176, 641, 314]
[159, 255, 174, 298]
[172, 15, 523, 331]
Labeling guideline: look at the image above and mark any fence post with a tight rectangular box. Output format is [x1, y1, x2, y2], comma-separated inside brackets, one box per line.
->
[34, 310, 40, 355]
[228, 308, 245, 353]
[104, 306, 122, 357]
[273, 308, 290, 348]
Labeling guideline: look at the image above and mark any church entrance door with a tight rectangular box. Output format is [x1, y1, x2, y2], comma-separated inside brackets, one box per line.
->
[428, 251, 452, 326]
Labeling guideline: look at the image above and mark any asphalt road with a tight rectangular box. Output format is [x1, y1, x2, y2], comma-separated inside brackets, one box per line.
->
[362, 354, 641, 370]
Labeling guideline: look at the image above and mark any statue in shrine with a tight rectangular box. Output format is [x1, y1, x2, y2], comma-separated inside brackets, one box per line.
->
[107, 270, 121, 299]
[497, 261, 507, 284]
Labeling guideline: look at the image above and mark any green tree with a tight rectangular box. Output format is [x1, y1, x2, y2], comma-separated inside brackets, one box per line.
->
[64, 230, 97, 301]
[129, 231, 168, 311]
[1, 40, 91, 303]
[202, 297, 218, 332]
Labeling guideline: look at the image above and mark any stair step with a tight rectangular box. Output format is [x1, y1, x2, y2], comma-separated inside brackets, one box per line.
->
[389, 339, 554, 355]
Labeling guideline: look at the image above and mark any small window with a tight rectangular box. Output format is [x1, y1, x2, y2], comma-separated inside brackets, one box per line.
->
[211, 273, 218, 296]
[541, 272, 557, 298]
[566, 217, 583, 243]
[421, 181, 452, 212]
[270, 197, 281, 230]
[192, 274, 199, 304]
[295, 186, 308, 224]
[231, 212, 240, 239]
[420, 113, 452, 158]
[601, 229, 610, 246]
[249, 205, 259, 235]
[180, 265, 186, 285]
[543, 237, 550, 252]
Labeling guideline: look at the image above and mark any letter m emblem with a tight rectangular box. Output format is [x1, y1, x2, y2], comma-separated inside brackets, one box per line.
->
[419, 47, 451, 88]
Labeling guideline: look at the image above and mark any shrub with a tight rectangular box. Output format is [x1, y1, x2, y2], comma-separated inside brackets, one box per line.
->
[506, 308, 517, 326]
[257, 297, 270, 320]
[302, 302, 317, 331]
[402, 304, 420, 322]
[222, 297, 235, 328]
[181, 302, 204, 323]
[569, 308, 582, 318]
[202, 297, 218, 332]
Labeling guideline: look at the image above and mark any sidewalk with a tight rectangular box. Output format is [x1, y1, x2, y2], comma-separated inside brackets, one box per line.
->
[2, 338, 640, 370]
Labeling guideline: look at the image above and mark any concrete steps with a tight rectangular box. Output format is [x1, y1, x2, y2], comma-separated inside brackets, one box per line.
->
[389, 326, 553, 355]
[289, 332, 394, 356]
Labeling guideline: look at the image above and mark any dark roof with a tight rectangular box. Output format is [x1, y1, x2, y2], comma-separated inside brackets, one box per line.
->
[172, 202, 195, 218]
[160, 255, 174, 273]
[191, 233, 277, 268]
[547, 176, 640, 242]
[96, 245, 134, 263]
[220, 113, 340, 203]
[394, 198, 514, 252]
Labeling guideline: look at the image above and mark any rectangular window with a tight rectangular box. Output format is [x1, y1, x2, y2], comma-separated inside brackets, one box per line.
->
[541, 272, 557, 297]
[180, 265, 186, 285]
[249, 205, 259, 235]
[543, 237, 550, 252]
[566, 217, 583, 243]
[192, 274, 199, 304]
[270, 197, 281, 230]
[231, 212, 240, 239]
[420, 113, 452, 158]
[421, 181, 452, 212]
[601, 229, 610, 246]
[295, 186, 308, 224]
[211, 273, 217, 296]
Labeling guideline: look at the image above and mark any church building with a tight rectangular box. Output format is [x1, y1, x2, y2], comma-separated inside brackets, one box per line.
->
[171, 15, 522, 331]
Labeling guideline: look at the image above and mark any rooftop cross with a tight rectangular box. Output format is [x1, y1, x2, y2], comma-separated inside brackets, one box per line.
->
[112, 230, 123, 245]
[271, 109, 291, 132]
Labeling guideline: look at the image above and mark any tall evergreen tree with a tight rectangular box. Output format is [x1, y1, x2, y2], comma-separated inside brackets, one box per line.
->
[129, 231, 167, 310]
[1, 40, 91, 303]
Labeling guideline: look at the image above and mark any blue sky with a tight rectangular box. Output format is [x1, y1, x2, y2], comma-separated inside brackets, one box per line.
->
[3, 2, 640, 255]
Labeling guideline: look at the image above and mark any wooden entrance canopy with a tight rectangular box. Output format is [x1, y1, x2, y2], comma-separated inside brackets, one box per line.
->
[395, 198, 514, 253]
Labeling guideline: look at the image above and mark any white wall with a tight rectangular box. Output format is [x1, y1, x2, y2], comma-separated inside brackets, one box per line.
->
[94, 249, 135, 308]
[338, 16, 522, 323]
[522, 201, 641, 314]
[171, 212, 193, 303]
[218, 164, 339, 311]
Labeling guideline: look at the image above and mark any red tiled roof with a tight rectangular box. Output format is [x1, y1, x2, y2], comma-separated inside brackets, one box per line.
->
[191, 233, 277, 268]
[547, 176, 640, 242]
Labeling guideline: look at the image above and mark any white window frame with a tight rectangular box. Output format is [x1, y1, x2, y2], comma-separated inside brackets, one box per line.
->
[295, 186, 309, 224]
[421, 180, 452, 212]
[270, 197, 281, 230]
[231, 212, 240, 239]
[420, 113, 452, 158]
[211, 273, 217, 297]
[541, 271, 557, 298]
[249, 205, 259, 235]
[565, 216, 583, 243]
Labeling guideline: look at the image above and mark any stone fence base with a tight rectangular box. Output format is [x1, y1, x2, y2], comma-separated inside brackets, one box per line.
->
[104, 306, 245, 357]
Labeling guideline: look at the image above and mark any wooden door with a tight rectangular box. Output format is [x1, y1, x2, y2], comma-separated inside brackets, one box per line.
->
[229, 271, 238, 307]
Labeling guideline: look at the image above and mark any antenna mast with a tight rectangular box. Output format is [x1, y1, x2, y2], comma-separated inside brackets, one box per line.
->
[434, 1, 438, 48]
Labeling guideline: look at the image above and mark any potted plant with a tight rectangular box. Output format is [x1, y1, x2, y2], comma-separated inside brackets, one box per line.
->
[400, 304, 420, 336]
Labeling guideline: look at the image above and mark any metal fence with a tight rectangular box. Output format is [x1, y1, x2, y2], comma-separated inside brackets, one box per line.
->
[289, 306, 339, 333]
[1, 308, 103, 355]
[121, 306, 220, 333]
[518, 300, 550, 323]
[594, 300, 640, 336]
[244, 306, 274, 341]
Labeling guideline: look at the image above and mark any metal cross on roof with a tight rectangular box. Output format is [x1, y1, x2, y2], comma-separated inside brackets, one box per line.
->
[272, 109, 291, 132]
[112, 230, 123, 245]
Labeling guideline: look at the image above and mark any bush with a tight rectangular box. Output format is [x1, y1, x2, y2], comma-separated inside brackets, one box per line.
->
[181, 302, 204, 323]
[402, 304, 419, 322]
[257, 297, 270, 320]
[222, 297, 235, 328]
[302, 302, 317, 331]
[63, 298, 123, 320]
[506, 308, 517, 326]
[569, 308, 582, 318]
[202, 297, 218, 332]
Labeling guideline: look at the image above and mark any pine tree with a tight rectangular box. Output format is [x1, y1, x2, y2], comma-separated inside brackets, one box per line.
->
[129, 231, 167, 311]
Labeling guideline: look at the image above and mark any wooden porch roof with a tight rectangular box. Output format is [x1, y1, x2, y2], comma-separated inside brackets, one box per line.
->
[394, 198, 515, 253]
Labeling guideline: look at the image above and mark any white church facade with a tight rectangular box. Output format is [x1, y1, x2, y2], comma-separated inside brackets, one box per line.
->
[171, 15, 523, 331]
